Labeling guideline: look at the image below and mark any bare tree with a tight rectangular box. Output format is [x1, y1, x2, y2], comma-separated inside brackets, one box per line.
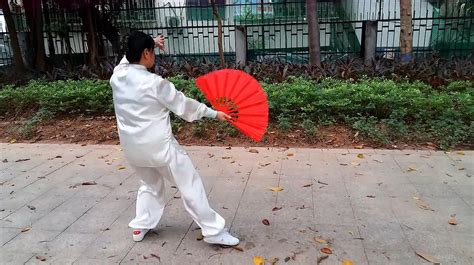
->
[0, 0, 25, 72]
[306, 0, 321, 66]
[399, 0, 413, 62]
[211, 0, 225, 67]
[23, 0, 48, 71]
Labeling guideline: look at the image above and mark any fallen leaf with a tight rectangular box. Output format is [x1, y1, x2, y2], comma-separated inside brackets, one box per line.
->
[226, 146, 232, 150]
[314, 236, 327, 244]
[196, 233, 203, 241]
[317, 255, 329, 263]
[249, 149, 259, 154]
[415, 199, 434, 211]
[287, 153, 294, 157]
[355, 145, 364, 149]
[273, 171, 278, 174]
[81, 181, 97, 186]
[407, 167, 417, 172]
[357, 154, 365, 159]
[208, 153, 215, 158]
[340, 163, 348, 166]
[78, 164, 85, 167]
[456, 151, 465, 155]
[320, 247, 332, 254]
[262, 219, 270, 226]
[150, 253, 160, 261]
[284, 256, 291, 262]
[268, 257, 279, 264]
[36, 256, 46, 262]
[230, 246, 243, 252]
[21, 226, 32, 232]
[27, 205, 36, 210]
[459, 168, 466, 171]
[272, 207, 282, 211]
[2, 159, 8, 163]
[222, 156, 232, 159]
[117, 166, 126, 170]
[317, 180, 328, 185]
[15, 158, 30, 162]
[373, 159, 383, 163]
[366, 195, 376, 198]
[415, 251, 440, 264]
[9, 139, 17, 144]
[303, 184, 312, 188]
[253, 256, 264, 265]
[448, 217, 458, 225]
[342, 259, 354, 265]
[259, 163, 271, 167]
[351, 162, 360, 166]
[270, 187, 283, 192]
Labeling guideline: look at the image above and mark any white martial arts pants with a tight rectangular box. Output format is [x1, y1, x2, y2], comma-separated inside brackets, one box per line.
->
[128, 145, 225, 237]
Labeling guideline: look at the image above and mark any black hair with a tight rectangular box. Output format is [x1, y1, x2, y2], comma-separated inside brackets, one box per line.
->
[125, 31, 154, 63]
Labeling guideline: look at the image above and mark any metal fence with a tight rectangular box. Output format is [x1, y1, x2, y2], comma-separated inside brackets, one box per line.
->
[0, 0, 473, 66]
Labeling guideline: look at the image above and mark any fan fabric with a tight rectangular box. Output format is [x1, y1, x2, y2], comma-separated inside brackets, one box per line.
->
[195, 69, 268, 142]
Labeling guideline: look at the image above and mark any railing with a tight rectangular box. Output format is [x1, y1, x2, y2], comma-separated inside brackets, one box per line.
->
[0, 0, 472, 66]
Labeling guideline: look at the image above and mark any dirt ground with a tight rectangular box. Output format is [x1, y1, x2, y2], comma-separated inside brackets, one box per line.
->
[1, 115, 464, 151]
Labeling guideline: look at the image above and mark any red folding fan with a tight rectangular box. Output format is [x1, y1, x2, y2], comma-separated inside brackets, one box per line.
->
[196, 69, 268, 142]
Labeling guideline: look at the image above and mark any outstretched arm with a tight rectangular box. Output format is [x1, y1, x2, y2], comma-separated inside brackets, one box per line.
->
[155, 77, 229, 122]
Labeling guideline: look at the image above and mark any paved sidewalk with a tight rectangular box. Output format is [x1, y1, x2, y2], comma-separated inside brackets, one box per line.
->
[0, 143, 472, 264]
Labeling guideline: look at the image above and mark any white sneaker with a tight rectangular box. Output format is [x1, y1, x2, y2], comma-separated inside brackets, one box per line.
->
[204, 230, 240, 246]
[132, 229, 150, 242]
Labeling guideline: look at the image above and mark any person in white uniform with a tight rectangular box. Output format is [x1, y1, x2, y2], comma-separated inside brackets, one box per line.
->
[110, 31, 239, 246]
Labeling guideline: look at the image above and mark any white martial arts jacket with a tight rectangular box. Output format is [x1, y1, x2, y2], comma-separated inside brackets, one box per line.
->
[110, 56, 217, 167]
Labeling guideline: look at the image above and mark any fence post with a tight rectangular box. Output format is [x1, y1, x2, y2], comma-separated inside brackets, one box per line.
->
[362, 20, 377, 66]
[235, 26, 247, 66]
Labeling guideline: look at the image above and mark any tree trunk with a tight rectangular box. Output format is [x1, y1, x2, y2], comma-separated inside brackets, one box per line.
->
[0, 0, 25, 72]
[23, 0, 48, 71]
[306, 0, 321, 67]
[82, 1, 99, 65]
[42, 0, 56, 57]
[211, 0, 225, 67]
[399, 0, 413, 63]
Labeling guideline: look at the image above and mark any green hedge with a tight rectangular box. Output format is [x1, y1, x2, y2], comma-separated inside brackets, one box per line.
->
[0, 77, 472, 148]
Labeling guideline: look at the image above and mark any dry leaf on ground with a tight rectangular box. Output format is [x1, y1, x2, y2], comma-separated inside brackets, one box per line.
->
[253, 256, 264, 265]
[272, 207, 282, 211]
[249, 149, 259, 154]
[287, 153, 294, 157]
[320, 247, 332, 254]
[232, 246, 244, 252]
[415, 251, 440, 264]
[36, 256, 46, 262]
[413, 197, 434, 211]
[303, 184, 312, 187]
[357, 154, 365, 159]
[117, 166, 126, 170]
[21, 226, 31, 232]
[342, 260, 354, 265]
[81, 181, 97, 186]
[407, 167, 417, 172]
[270, 187, 283, 192]
[456, 151, 465, 155]
[196, 233, 203, 240]
[448, 217, 458, 225]
[314, 236, 327, 244]
[262, 219, 270, 226]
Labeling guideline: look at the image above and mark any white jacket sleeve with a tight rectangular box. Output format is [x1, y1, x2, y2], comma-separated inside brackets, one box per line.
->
[155, 76, 217, 122]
